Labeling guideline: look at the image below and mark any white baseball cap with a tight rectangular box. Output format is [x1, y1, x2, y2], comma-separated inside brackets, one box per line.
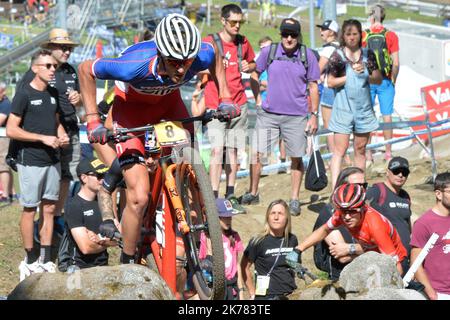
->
[316, 20, 340, 33]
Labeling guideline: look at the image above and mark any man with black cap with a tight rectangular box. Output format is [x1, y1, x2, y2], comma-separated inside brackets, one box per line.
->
[60, 157, 117, 271]
[366, 156, 412, 267]
[241, 17, 320, 216]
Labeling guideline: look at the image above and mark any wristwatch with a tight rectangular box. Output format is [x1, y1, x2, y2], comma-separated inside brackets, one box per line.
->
[349, 243, 357, 255]
[310, 111, 319, 118]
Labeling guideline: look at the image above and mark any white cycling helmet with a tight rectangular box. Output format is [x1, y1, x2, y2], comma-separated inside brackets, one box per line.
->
[155, 13, 201, 60]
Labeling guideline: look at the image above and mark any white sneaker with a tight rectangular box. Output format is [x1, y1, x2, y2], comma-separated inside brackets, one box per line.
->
[18, 259, 44, 282]
[40, 261, 57, 273]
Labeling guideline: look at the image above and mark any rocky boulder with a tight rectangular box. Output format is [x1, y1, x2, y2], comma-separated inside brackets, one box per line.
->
[299, 252, 427, 300]
[339, 251, 403, 293]
[8, 264, 175, 300]
[351, 288, 426, 300]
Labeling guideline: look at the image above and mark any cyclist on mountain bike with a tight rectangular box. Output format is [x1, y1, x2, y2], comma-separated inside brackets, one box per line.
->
[78, 13, 238, 264]
[286, 183, 408, 275]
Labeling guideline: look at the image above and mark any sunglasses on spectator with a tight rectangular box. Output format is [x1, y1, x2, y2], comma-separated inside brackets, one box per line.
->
[390, 168, 410, 177]
[55, 45, 74, 52]
[357, 182, 368, 189]
[35, 63, 58, 70]
[164, 57, 194, 70]
[86, 172, 105, 179]
[227, 19, 245, 27]
[281, 32, 299, 38]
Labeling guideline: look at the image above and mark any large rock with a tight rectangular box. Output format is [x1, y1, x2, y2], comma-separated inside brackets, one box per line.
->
[8, 264, 175, 300]
[339, 251, 403, 294]
[350, 288, 427, 300]
[300, 285, 345, 300]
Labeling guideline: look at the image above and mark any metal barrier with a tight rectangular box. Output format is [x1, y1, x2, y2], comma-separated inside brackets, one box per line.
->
[234, 117, 450, 179]
[2, 116, 449, 180]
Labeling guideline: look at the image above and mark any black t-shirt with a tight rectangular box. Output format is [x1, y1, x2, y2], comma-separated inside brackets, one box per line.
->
[244, 234, 298, 296]
[366, 183, 412, 255]
[313, 203, 354, 280]
[11, 83, 60, 166]
[64, 194, 108, 268]
[19, 63, 80, 133]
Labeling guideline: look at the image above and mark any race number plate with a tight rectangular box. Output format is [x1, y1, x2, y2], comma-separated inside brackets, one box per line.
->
[154, 121, 189, 147]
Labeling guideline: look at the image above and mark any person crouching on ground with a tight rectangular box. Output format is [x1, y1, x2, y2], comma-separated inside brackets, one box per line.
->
[287, 183, 407, 275]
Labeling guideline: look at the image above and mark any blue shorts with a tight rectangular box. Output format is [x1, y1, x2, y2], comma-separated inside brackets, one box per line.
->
[370, 78, 395, 116]
[320, 87, 335, 108]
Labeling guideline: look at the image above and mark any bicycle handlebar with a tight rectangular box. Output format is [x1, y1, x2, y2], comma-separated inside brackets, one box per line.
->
[290, 262, 318, 281]
[106, 110, 224, 142]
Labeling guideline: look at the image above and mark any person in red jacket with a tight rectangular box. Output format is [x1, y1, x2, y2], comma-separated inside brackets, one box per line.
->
[287, 183, 407, 275]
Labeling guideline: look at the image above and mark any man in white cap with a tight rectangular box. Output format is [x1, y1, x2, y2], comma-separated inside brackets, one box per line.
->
[18, 28, 83, 220]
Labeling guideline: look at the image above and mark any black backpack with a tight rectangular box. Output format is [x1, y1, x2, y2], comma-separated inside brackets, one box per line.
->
[57, 226, 77, 272]
[304, 138, 328, 192]
[266, 42, 308, 72]
[210, 33, 244, 72]
[363, 28, 392, 77]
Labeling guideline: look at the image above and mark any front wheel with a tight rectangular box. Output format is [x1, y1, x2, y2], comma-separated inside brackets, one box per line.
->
[175, 146, 225, 300]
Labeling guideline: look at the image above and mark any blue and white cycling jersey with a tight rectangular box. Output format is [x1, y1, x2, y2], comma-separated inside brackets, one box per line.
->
[92, 40, 215, 97]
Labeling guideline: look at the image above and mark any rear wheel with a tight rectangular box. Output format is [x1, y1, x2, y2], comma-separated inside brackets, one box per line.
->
[175, 146, 225, 300]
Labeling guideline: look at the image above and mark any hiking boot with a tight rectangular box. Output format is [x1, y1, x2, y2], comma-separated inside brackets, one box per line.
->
[40, 261, 57, 273]
[289, 200, 301, 216]
[240, 192, 260, 205]
[19, 258, 44, 282]
[226, 195, 247, 214]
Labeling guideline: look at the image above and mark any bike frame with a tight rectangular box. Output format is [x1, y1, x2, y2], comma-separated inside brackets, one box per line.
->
[138, 147, 199, 299]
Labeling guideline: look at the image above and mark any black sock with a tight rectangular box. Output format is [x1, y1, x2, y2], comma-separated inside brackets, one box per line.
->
[25, 248, 38, 264]
[213, 190, 219, 199]
[40, 245, 52, 263]
[280, 158, 286, 163]
[120, 252, 136, 264]
[225, 186, 234, 198]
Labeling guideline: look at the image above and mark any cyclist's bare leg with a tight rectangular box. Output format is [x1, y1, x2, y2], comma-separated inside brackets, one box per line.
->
[121, 163, 150, 257]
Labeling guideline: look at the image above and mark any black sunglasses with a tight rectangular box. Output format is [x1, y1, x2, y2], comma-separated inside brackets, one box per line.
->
[86, 172, 105, 179]
[281, 32, 299, 38]
[391, 168, 410, 177]
[35, 63, 58, 70]
[357, 182, 368, 189]
[57, 45, 74, 52]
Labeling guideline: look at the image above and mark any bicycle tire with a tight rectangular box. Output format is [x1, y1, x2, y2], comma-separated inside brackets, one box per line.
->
[175, 146, 225, 300]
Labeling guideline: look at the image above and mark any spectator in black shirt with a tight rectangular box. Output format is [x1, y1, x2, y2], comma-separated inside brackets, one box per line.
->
[60, 157, 117, 271]
[7, 50, 69, 281]
[312, 167, 365, 280]
[241, 199, 298, 300]
[366, 156, 412, 269]
[18, 28, 82, 220]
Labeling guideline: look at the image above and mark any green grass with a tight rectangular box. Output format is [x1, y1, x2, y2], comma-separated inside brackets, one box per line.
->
[186, 1, 443, 50]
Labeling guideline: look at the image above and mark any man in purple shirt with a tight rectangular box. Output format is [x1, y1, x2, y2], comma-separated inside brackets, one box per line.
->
[241, 18, 320, 216]
[410, 172, 450, 300]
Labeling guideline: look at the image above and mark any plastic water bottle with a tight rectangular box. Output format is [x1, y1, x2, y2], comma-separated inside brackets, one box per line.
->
[155, 206, 164, 246]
